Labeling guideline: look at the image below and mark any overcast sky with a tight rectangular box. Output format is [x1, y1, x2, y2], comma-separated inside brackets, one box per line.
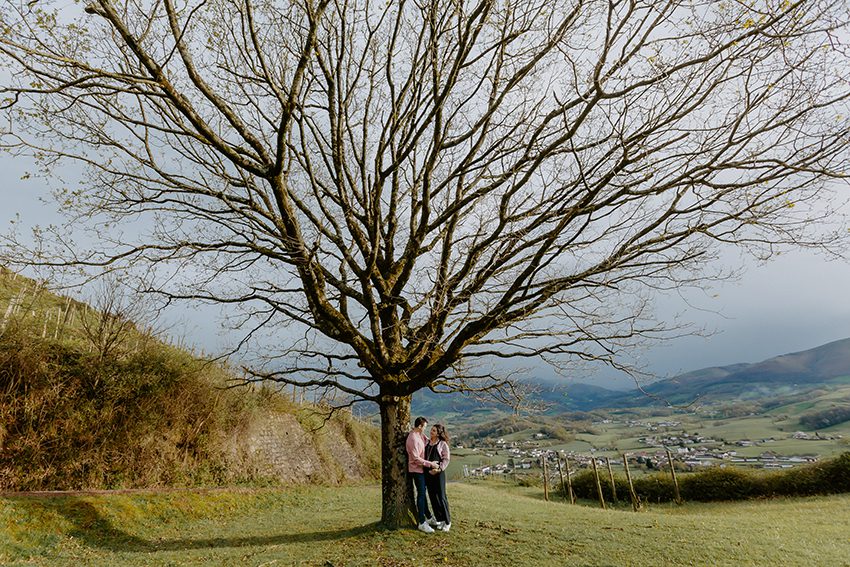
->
[640, 247, 850, 379]
[3, 153, 850, 390]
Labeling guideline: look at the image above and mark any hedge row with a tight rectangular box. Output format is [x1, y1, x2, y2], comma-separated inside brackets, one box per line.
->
[565, 452, 850, 503]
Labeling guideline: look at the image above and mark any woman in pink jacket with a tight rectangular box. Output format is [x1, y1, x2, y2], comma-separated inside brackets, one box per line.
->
[424, 423, 451, 532]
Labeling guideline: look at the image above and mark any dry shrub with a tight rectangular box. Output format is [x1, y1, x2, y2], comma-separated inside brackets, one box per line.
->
[0, 326, 272, 490]
[1, 273, 383, 491]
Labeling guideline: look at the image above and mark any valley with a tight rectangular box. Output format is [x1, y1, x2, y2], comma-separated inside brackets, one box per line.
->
[414, 340, 850, 481]
[448, 408, 849, 481]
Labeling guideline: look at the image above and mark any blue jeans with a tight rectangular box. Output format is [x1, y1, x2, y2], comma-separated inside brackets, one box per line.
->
[411, 472, 429, 524]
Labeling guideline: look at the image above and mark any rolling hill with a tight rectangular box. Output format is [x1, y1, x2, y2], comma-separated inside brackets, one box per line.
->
[414, 337, 850, 415]
[615, 337, 850, 406]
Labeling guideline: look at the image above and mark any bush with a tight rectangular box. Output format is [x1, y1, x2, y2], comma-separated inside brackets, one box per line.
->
[632, 473, 676, 504]
[565, 469, 597, 499]
[566, 469, 642, 502]
[559, 454, 850, 504]
[765, 453, 850, 497]
[515, 475, 541, 488]
[680, 468, 759, 501]
[799, 404, 850, 429]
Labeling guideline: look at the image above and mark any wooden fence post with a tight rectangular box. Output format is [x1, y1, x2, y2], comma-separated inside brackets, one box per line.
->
[542, 453, 549, 502]
[591, 457, 606, 509]
[53, 307, 62, 339]
[60, 296, 73, 330]
[606, 457, 618, 502]
[666, 449, 683, 505]
[0, 300, 15, 333]
[564, 456, 576, 504]
[557, 456, 569, 503]
[622, 453, 641, 512]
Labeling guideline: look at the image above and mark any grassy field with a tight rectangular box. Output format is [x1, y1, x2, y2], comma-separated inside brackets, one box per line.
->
[3, 483, 850, 566]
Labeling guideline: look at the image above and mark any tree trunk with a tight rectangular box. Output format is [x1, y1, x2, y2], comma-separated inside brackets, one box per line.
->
[379, 394, 415, 528]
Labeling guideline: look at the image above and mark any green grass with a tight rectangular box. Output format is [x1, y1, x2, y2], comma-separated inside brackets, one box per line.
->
[3, 483, 850, 566]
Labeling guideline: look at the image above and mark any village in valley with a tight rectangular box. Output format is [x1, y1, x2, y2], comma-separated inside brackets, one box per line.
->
[452, 415, 843, 480]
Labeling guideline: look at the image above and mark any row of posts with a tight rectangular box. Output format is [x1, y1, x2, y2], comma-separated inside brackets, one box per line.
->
[288, 385, 372, 423]
[541, 448, 682, 510]
[1, 288, 80, 338]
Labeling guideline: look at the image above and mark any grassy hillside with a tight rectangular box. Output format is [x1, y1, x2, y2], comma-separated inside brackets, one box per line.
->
[0, 268, 379, 490]
[455, 415, 575, 445]
[2, 482, 849, 566]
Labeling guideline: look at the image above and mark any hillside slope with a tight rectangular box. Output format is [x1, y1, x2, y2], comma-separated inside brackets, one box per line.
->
[0, 268, 379, 491]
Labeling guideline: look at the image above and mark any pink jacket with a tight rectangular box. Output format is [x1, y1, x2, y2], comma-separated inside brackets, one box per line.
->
[406, 430, 433, 473]
[427, 440, 451, 472]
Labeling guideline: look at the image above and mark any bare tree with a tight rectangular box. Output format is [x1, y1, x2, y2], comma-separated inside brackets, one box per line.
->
[2, 0, 849, 526]
[78, 275, 157, 364]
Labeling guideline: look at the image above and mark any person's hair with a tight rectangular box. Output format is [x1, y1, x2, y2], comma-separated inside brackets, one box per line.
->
[414, 416, 428, 428]
[432, 423, 450, 443]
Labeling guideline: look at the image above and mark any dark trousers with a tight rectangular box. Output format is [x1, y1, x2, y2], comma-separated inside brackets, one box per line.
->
[411, 472, 429, 524]
[424, 471, 450, 524]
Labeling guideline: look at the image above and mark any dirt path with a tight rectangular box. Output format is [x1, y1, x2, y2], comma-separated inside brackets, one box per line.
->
[0, 486, 271, 498]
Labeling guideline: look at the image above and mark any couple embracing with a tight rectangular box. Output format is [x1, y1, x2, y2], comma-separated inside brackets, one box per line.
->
[405, 416, 452, 534]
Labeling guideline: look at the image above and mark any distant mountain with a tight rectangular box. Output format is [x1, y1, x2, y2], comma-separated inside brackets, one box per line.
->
[414, 337, 850, 415]
[631, 337, 850, 405]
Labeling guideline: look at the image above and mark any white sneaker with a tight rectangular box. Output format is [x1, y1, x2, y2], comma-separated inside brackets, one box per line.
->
[418, 522, 435, 533]
[434, 521, 446, 530]
[440, 523, 451, 532]
[427, 516, 438, 527]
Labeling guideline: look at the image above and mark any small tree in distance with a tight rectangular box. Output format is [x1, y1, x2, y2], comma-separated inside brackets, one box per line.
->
[78, 276, 157, 365]
[2, 0, 849, 527]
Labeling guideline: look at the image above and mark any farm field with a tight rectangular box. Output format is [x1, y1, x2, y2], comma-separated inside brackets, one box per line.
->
[3, 483, 849, 566]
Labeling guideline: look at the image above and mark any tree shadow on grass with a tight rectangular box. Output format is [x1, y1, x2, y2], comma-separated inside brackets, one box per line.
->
[16, 496, 382, 553]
